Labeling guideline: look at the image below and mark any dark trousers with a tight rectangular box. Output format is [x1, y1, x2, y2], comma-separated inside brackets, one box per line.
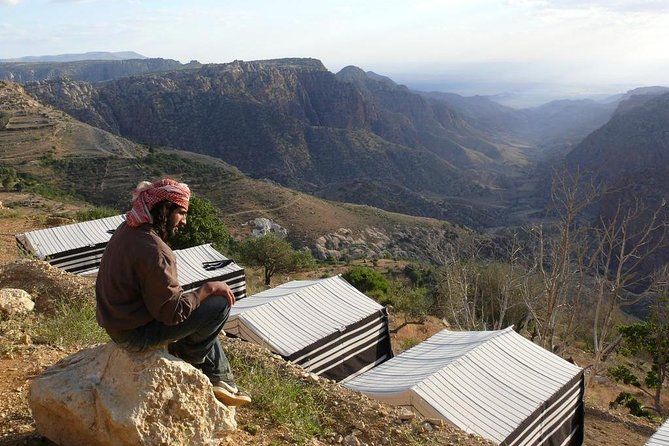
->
[107, 297, 234, 385]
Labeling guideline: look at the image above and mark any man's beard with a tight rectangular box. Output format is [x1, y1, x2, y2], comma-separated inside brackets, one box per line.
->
[165, 225, 179, 242]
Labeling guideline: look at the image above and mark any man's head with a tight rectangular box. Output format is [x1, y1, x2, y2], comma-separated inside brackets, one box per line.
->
[126, 178, 191, 241]
[149, 201, 188, 241]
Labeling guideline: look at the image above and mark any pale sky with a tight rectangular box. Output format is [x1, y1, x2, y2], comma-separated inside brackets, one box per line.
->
[1, 0, 668, 93]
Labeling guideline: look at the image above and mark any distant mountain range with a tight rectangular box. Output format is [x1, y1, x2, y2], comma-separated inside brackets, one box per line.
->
[0, 58, 197, 84]
[421, 91, 617, 155]
[0, 51, 147, 63]
[6, 56, 668, 232]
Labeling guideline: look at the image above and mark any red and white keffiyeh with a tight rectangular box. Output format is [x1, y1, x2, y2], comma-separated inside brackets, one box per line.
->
[126, 178, 191, 227]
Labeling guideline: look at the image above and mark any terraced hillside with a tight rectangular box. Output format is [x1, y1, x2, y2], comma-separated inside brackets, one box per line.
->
[0, 81, 480, 263]
[0, 81, 140, 164]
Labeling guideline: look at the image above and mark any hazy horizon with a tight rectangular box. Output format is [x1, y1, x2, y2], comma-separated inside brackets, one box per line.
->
[2, 0, 668, 104]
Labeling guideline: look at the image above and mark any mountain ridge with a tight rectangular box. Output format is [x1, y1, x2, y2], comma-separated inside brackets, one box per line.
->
[25, 59, 515, 227]
[0, 51, 147, 63]
[0, 58, 197, 84]
[0, 80, 487, 263]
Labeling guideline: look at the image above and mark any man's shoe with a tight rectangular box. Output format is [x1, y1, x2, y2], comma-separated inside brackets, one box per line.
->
[215, 381, 238, 395]
[212, 384, 252, 407]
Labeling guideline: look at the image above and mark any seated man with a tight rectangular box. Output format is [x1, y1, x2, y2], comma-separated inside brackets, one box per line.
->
[95, 178, 250, 406]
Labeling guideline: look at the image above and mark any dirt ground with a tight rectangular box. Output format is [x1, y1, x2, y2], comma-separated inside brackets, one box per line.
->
[0, 192, 664, 445]
[0, 192, 84, 264]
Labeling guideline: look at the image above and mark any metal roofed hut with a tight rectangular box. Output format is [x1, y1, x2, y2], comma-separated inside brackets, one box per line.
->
[647, 419, 669, 446]
[16, 215, 247, 298]
[223, 275, 393, 382]
[15, 215, 126, 275]
[173, 243, 246, 301]
[344, 327, 585, 446]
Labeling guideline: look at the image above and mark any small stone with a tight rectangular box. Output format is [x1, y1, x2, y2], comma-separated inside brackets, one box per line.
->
[343, 434, 361, 446]
[398, 407, 415, 421]
[420, 421, 434, 433]
[353, 420, 365, 430]
[425, 418, 444, 428]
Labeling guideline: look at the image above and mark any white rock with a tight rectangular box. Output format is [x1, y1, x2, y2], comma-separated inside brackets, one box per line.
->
[30, 343, 236, 446]
[0, 288, 34, 317]
[247, 217, 288, 238]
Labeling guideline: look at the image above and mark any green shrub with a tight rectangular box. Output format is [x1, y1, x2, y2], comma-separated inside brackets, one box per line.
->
[75, 206, 119, 222]
[0, 112, 9, 130]
[292, 247, 316, 270]
[610, 392, 652, 418]
[608, 365, 641, 387]
[400, 337, 420, 351]
[170, 196, 231, 253]
[0, 166, 19, 190]
[342, 266, 389, 297]
[403, 263, 436, 288]
[382, 281, 430, 324]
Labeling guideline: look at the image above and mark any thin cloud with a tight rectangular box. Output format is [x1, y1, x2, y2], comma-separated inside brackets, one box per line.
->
[513, 0, 669, 13]
[0, 0, 23, 5]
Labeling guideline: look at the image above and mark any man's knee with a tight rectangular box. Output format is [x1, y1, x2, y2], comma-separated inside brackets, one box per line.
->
[198, 296, 231, 322]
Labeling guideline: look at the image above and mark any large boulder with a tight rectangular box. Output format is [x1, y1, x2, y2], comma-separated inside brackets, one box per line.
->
[30, 343, 236, 446]
[0, 288, 34, 317]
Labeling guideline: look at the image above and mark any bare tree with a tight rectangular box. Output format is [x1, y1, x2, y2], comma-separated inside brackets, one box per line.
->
[587, 198, 667, 384]
[524, 169, 599, 351]
[436, 233, 532, 331]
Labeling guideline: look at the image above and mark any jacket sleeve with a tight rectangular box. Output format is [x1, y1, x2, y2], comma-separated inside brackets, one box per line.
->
[137, 246, 200, 325]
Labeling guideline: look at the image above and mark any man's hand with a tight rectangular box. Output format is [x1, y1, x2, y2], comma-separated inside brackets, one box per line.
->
[198, 281, 235, 307]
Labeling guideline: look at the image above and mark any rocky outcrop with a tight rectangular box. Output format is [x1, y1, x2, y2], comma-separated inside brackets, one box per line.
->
[29, 343, 236, 446]
[313, 225, 459, 264]
[246, 217, 288, 238]
[0, 288, 34, 317]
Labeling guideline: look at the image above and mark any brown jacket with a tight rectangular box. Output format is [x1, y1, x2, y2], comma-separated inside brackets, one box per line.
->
[95, 222, 200, 330]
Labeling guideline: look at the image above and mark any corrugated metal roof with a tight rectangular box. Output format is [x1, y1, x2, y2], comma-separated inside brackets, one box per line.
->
[648, 420, 669, 446]
[18, 215, 125, 258]
[226, 276, 383, 357]
[173, 244, 242, 287]
[345, 328, 582, 444]
[172, 244, 245, 298]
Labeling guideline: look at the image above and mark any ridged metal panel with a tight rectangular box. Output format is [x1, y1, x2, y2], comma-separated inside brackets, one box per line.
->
[18, 215, 125, 258]
[173, 244, 245, 297]
[345, 328, 583, 445]
[648, 420, 669, 446]
[225, 276, 384, 357]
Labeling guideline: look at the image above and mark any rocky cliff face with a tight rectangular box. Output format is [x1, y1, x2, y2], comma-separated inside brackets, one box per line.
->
[567, 92, 669, 180]
[0, 58, 191, 83]
[565, 92, 669, 280]
[26, 59, 509, 226]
